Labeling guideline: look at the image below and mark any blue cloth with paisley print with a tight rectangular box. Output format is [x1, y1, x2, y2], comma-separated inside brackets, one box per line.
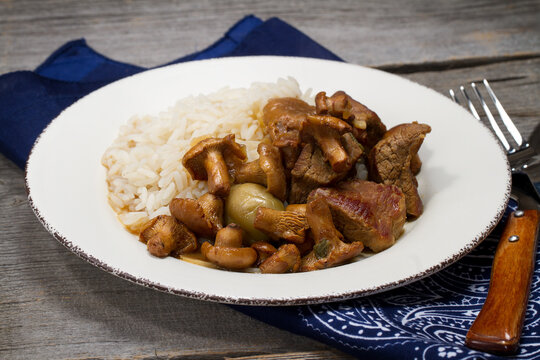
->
[0, 14, 538, 360]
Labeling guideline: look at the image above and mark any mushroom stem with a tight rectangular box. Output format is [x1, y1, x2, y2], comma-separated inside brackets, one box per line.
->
[258, 143, 287, 201]
[182, 135, 246, 198]
[307, 197, 342, 243]
[235, 160, 266, 185]
[204, 150, 230, 197]
[305, 115, 352, 173]
[201, 242, 257, 270]
[232, 143, 287, 201]
[314, 128, 349, 173]
[215, 224, 244, 248]
[200, 223, 257, 270]
[299, 198, 364, 271]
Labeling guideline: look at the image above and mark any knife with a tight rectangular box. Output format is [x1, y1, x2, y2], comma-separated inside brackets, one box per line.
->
[465, 172, 540, 354]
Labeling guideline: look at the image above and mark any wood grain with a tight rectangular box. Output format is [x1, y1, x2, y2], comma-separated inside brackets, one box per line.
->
[1, 0, 539, 72]
[465, 210, 540, 354]
[1, 0, 539, 359]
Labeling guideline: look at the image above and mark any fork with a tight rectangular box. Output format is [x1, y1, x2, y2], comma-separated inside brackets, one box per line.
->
[450, 79, 537, 170]
[450, 79, 540, 354]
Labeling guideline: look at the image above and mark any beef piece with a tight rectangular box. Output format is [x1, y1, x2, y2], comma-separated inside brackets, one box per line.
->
[341, 131, 364, 162]
[289, 143, 340, 204]
[308, 180, 406, 253]
[262, 97, 316, 169]
[289, 132, 363, 204]
[315, 91, 386, 152]
[410, 153, 422, 175]
[369, 122, 431, 217]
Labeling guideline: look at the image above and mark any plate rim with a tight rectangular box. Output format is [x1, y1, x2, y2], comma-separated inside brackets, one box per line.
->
[24, 55, 512, 305]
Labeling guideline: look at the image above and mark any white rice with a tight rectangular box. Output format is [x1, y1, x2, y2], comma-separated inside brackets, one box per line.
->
[102, 77, 310, 233]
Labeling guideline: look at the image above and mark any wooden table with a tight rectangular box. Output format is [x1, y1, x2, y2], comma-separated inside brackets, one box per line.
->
[1, 1, 539, 359]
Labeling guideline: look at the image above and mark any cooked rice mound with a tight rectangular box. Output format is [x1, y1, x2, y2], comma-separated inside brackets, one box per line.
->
[102, 77, 309, 233]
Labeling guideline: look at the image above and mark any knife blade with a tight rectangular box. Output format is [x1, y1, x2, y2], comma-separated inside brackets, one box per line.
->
[465, 173, 540, 354]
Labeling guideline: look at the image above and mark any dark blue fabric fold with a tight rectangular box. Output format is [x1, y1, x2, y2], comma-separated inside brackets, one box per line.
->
[1, 15, 538, 360]
[0, 15, 340, 168]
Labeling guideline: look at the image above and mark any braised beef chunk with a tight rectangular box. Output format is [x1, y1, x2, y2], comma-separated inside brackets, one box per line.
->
[289, 132, 363, 204]
[289, 143, 342, 204]
[369, 122, 431, 218]
[262, 97, 316, 169]
[308, 180, 406, 253]
[315, 91, 386, 152]
[410, 153, 422, 175]
[300, 198, 364, 271]
[341, 132, 364, 162]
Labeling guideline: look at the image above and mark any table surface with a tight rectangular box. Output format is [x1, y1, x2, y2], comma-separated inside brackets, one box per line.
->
[1, 1, 539, 359]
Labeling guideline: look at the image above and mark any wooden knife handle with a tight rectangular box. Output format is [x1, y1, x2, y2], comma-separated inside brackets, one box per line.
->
[465, 210, 540, 354]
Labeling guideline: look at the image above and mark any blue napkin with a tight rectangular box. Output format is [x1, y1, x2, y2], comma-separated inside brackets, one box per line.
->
[1, 15, 538, 360]
[0, 15, 340, 169]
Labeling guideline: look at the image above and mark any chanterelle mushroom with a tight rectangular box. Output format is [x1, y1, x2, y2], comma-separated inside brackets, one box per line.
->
[253, 207, 308, 244]
[285, 203, 307, 215]
[251, 241, 278, 266]
[139, 215, 197, 258]
[302, 114, 353, 173]
[262, 97, 316, 170]
[315, 91, 387, 152]
[369, 122, 431, 217]
[300, 198, 364, 272]
[259, 244, 301, 274]
[201, 224, 257, 270]
[169, 192, 223, 238]
[182, 134, 247, 197]
[233, 142, 287, 201]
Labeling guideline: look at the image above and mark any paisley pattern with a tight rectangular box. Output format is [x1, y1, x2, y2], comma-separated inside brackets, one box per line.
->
[238, 203, 540, 359]
[295, 234, 540, 359]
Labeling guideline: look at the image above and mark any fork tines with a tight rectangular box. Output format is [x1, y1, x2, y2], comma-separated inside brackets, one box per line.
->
[449, 79, 530, 157]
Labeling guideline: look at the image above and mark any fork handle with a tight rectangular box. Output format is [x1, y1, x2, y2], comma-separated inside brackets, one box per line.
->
[465, 210, 540, 354]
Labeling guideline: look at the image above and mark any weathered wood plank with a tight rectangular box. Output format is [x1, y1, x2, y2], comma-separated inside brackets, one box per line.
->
[0, 0, 539, 74]
[1, 57, 538, 359]
[1, 0, 539, 358]
[402, 57, 540, 140]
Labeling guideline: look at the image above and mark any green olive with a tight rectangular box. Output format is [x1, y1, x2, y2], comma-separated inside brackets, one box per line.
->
[225, 183, 284, 244]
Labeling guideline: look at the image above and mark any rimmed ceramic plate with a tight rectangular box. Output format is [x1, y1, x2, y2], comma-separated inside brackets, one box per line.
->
[26, 56, 510, 305]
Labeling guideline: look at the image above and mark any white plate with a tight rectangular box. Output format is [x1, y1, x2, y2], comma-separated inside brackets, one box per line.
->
[26, 56, 510, 305]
